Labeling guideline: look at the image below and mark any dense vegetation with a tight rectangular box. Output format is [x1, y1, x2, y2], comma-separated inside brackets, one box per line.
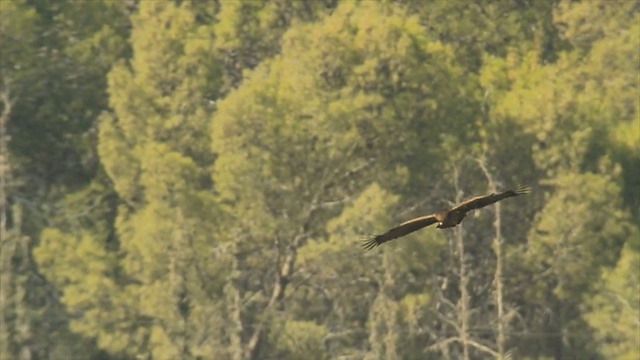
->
[1, 0, 638, 359]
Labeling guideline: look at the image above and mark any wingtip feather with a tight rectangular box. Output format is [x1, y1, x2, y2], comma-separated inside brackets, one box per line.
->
[360, 234, 381, 250]
[514, 184, 531, 195]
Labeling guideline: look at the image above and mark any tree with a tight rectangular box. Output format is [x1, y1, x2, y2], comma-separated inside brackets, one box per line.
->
[476, 2, 638, 356]
[37, 1, 222, 357]
[585, 240, 640, 359]
[2, 0, 132, 357]
[0, 75, 19, 360]
[212, 2, 469, 358]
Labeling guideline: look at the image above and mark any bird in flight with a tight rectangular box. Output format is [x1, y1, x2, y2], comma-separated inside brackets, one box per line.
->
[362, 185, 531, 250]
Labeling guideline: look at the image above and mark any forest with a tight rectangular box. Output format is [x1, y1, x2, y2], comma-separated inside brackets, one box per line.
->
[0, 0, 638, 359]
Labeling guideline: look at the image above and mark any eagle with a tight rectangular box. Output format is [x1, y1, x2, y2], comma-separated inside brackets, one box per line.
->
[362, 185, 531, 250]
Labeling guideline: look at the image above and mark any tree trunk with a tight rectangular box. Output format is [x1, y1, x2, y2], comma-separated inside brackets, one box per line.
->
[477, 157, 506, 359]
[14, 213, 32, 360]
[225, 242, 243, 360]
[382, 251, 398, 360]
[170, 209, 191, 359]
[493, 201, 506, 359]
[246, 231, 307, 360]
[452, 163, 470, 360]
[0, 81, 14, 359]
[455, 225, 470, 360]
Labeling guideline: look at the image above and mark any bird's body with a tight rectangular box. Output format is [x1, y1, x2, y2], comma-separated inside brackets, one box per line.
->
[362, 185, 531, 250]
[435, 209, 466, 229]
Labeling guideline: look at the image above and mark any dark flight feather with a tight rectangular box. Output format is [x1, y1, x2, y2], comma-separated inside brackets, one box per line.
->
[450, 184, 531, 213]
[362, 215, 437, 250]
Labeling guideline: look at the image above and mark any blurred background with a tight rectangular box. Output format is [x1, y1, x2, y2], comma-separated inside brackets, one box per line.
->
[0, 0, 638, 359]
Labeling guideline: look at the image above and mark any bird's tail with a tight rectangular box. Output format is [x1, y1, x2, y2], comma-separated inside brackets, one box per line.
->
[513, 184, 531, 196]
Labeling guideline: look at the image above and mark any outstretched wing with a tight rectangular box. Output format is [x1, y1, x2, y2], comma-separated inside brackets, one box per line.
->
[450, 184, 531, 214]
[362, 214, 438, 250]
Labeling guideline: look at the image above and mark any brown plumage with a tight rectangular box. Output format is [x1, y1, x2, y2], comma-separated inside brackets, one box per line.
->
[362, 185, 531, 250]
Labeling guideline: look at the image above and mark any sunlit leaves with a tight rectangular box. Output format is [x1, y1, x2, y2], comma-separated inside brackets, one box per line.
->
[526, 173, 629, 297]
[270, 320, 330, 360]
[24, 0, 640, 358]
[585, 242, 640, 359]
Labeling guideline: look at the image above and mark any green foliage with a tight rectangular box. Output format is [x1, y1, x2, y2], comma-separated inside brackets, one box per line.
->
[525, 172, 629, 298]
[35, 228, 133, 354]
[585, 242, 640, 359]
[400, 0, 561, 68]
[40, 1, 224, 357]
[4, 0, 129, 194]
[211, 2, 471, 356]
[503, 170, 634, 358]
[270, 320, 330, 360]
[213, 0, 337, 92]
[0, 1, 38, 80]
[212, 0, 464, 239]
[6, 0, 638, 358]
[485, 0, 639, 211]
[2, 0, 131, 358]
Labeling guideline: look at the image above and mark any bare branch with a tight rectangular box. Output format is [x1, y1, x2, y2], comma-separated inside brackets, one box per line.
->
[427, 336, 459, 353]
[467, 338, 499, 358]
